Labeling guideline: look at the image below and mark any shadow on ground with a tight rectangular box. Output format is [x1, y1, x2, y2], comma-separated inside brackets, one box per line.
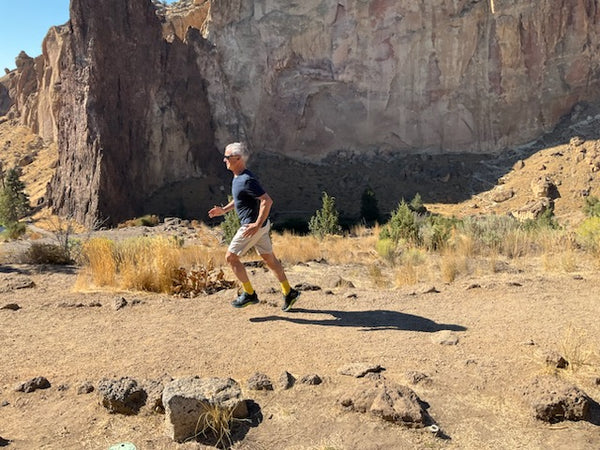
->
[250, 308, 466, 332]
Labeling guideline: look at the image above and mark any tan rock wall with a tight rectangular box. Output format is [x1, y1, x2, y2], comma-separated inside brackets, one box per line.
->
[204, 0, 600, 158]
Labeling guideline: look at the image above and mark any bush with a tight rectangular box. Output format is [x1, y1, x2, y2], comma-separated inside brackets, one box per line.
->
[420, 215, 458, 251]
[457, 215, 521, 253]
[309, 192, 342, 238]
[118, 214, 160, 228]
[221, 209, 241, 244]
[1, 221, 26, 240]
[583, 196, 600, 218]
[379, 200, 420, 245]
[25, 243, 73, 265]
[576, 217, 600, 253]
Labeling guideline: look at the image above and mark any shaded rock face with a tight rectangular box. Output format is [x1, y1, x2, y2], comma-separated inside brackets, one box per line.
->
[47, 0, 227, 226]
[5, 0, 600, 224]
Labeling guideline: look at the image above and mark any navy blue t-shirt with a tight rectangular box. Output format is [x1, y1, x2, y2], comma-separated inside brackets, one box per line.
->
[232, 169, 266, 225]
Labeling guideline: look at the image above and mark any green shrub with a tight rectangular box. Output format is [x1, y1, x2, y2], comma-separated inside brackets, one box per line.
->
[309, 192, 342, 238]
[457, 215, 521, 252]
[576, 217, 600, 253]
[1, 221, 27, 240]
[220, 196, 241, 244]
[420, 215, 458, 251]
[583, 196, 600, 218]
[521, 206, 560, 231]
[409, 192, 427, 214]
[375, 238, 397, 264]
[0, 167, 30, 226]
[379, 200, 420, 245]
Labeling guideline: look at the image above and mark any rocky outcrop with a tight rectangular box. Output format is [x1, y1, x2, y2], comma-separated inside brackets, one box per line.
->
[4, 0, 600, 224]
[46, 0, 227, 226]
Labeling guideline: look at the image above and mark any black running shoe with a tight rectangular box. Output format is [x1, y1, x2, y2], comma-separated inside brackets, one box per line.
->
[231, 291, 259, 308]
[282, 288, 300, 312]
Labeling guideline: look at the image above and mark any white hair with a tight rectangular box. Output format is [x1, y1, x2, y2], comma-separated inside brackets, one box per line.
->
[225, 142, 250, 162]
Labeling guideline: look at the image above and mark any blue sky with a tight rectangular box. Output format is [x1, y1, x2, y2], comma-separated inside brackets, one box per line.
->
[0, 0, 177, 72]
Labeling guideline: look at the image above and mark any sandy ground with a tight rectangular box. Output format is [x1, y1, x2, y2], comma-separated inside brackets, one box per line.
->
[1, 251, 599, 450]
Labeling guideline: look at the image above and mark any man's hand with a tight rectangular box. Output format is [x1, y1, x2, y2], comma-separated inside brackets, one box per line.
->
[242, 222, 260, 237]
[208, 206, 225, 218]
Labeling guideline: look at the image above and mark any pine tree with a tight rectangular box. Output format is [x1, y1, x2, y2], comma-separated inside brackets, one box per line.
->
[0, 167, 30, 226]
[309, 192, 342, 238]
[360, 186, 380, 224]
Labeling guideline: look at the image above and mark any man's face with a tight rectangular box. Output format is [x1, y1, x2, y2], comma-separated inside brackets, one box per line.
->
[223, 152, 241, 171]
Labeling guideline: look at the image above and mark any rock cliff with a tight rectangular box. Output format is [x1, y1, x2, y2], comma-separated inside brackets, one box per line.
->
[2, 0, 600, 225]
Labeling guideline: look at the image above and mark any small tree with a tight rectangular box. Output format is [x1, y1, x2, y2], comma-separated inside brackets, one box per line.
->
[220, 196, 240, 244]
[0, 167, 30, 229]
[309, 192, 342, 238]
[360, 186, 380, 225]
[379, 200, 420, 245]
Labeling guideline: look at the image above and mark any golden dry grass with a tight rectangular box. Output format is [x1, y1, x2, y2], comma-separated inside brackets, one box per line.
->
[559, 325, 596, 373]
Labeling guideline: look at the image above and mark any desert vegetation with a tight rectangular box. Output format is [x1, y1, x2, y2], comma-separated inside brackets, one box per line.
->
[15, 190, 592, 299]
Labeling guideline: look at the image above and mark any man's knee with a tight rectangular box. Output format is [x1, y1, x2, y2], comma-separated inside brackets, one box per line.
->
[226, 251, 240, 265]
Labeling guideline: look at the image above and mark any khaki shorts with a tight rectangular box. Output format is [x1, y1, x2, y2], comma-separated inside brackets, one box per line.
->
[228, 220, 273, 256]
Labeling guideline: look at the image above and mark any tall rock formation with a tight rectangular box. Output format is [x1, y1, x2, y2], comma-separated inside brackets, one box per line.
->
[3, 0, 600, 224]
[46, 0, 227, 226]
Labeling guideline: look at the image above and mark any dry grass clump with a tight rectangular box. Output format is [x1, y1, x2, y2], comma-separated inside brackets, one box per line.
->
[272, 230, 378, 266]
[191, 403, 239, 449]
[78, 236, 230, 294]
[559, 325, 596, 373]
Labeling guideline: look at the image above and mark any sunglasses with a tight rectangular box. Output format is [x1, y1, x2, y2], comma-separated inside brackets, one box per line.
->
[223, 154, 240, 160]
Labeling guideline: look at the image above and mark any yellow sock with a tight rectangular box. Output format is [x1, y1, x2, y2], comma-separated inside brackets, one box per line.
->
[280, 280, 291, 296]
[242, 281, 254, 295]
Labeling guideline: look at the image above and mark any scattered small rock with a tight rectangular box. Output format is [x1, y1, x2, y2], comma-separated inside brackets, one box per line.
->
[340, 379, 431, 428]
[422, 286, 440, 294]
[1, 400, 9, 407]
[142, 377, 171, 413]
[491, 187, 514, 203]
[16, 376, 51, 393]
[299, 374, 322, 385]
[113, 297, 128, 311]
[325, 290, 334, 295]
[0, 436, 11, 447]
[334, 277, 355, 288]
[98, 377, 146, 415]
[57, 384, 69, 391]
[1, 303, 21, 311]
[405, 371, 431, 385]
[278, 371, 295, 390]
[570, 136, 585, 147]
[77, 382, 95, 395]
[522, 376, 592, 423]
[543, 351, 569, 369]
[430, 330, 459, 346]
[338, 363, 384, 378]
[465, 283, 481, 290]
[247, 372, 273, 391]
[346, 293, 358, 299]
[294, 282, 321, 291]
